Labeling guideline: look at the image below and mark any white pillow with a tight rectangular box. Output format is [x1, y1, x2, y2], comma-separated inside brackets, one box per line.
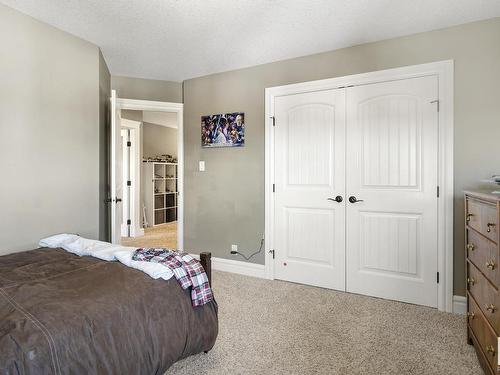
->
[62, 237, 115, 259]
[39, 234, 118, 260]
[39, 234, 80, 249]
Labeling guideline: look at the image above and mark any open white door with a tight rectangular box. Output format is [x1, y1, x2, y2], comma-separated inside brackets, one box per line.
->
[110, 90, 123, 244]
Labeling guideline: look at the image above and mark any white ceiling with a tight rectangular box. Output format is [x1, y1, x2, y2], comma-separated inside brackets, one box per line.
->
[3, 0, 500, 81]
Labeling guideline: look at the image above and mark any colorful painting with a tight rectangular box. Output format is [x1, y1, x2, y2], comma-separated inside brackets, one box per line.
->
[201, 112, 245, 148]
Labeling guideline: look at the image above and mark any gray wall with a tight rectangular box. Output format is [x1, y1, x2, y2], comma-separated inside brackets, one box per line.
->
[99, 50, 111, 242]
[111, 76, 182, 103]
[143, 123, 178, 159]
[183, 17, 500, 296]
[0, 4, 107, 254]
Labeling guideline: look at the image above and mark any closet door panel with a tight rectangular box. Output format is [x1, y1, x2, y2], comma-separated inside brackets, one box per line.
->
[346, 76, 439, 307]
[273, 88, 346, 291]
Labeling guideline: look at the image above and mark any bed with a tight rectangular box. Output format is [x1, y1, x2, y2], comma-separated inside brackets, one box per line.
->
[0, 246, 218, 374]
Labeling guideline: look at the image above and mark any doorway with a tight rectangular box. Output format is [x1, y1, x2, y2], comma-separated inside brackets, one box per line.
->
[265, 61, 454, 311]
[121, 110, 179, 248]
[110, 93, 184, 251]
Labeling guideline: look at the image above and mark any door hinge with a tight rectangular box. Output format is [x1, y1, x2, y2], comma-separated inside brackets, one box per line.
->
[437, 186, 440, 198]
[271, 116, 275, 127]
[127, 180, 131, 186]
[272, 183, 275, 193]
[430, 99, 440, 112]
[126, 219, 131, 225]
[127, 141, 131, 147]
[269, 249, 275, 259]
[437, 272, 440, 283]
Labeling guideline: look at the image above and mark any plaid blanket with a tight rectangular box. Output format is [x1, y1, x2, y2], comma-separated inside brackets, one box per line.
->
[132, 248, 214, 307]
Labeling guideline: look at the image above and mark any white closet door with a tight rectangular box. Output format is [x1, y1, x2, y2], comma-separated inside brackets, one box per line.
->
[345, 76, 439, 307]
[274, 89, 346, 290]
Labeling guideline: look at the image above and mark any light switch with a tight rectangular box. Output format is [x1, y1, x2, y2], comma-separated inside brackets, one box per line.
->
[199, 161, 205, 172]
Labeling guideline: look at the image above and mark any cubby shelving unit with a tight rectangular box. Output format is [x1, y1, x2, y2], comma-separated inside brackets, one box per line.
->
[143, 161, 178, 226]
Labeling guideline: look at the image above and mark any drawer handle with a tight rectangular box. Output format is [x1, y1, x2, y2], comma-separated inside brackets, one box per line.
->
[486, 260, 496, 270]
[486, 304, 497, 313]
[466, 213, 474, 222]
[486, 345, 496, 356]
[467, 277, 476, 286]
[466, 243, 475, 251]
[467, 311, 475, 319]
[487, 223, 496, 233]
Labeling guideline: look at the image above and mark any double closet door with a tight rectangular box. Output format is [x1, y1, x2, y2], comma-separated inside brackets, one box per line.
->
[273, 75, 439, 307]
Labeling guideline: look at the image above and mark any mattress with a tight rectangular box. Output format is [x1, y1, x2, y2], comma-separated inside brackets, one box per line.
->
[0, 247, 218, 374]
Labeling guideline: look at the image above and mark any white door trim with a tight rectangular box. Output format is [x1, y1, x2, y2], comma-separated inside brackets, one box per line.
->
[115, 97, 184, 251]
[120, 128, 130, 237]
[264, 60, 454, 312]
[121, 118, 144, 238]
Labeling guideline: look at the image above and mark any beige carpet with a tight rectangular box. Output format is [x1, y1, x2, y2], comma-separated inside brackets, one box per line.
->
[168, 271, 481, 375]
[121, 222, 177, 249]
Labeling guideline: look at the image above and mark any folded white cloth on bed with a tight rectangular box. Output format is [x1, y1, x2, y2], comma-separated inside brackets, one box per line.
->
[63, 237, 121, 261]
[39, 234, 117, 260]
[38, 234, 174, 280]
[114, 249, 174, 280]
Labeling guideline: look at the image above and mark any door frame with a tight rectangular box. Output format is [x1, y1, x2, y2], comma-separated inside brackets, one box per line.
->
[120, 128, 129, 237]
[121, 118, 143, 238]
[264, 60, 454, 312]
[114, 96, 185, 251]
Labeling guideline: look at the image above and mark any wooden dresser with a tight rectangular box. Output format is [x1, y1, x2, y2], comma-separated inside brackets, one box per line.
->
[466, 190, 500, 374]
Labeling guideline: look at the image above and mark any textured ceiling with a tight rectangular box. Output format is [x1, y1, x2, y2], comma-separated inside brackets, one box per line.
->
[2, 0, 500, 81]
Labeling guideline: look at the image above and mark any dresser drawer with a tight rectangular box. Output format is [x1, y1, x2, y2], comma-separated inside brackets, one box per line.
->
[467, 229, 500, 285]
[468, 261, 500, 332]
[466, 198, 498, 243]
[468, 295, 498, 373]
[484, 204, 499, 243]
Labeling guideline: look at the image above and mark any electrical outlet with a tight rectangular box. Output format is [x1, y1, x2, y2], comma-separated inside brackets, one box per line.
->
[231, 244, 238, 252]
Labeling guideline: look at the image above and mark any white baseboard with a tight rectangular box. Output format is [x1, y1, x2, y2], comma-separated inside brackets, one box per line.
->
[453, 295, 466, 314]
[190, 253, 266, 279]
[131, 227, 144, 237]
[211, 257, 266, 279]
[121, 227, 144, 238]
[192, 252, 464, 312]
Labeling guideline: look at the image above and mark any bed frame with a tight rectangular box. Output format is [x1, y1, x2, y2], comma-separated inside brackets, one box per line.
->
[199, 252, 212, 285]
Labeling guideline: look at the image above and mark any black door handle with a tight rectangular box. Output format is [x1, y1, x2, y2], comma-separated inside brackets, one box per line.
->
[328, 196, 343, 203]
[348, 196, 364, 203]
[115, 198, 122, 203]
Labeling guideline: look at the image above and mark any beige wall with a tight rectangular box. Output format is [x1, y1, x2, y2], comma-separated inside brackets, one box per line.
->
[111, 76, 182, 103]
[183, 17, 500, 295]
[0, 4, 107, 253]
[99, 50, 111, 241]
[143, 123, 178, 159]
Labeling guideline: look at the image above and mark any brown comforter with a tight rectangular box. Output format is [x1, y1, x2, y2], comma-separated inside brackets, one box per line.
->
[0, 248, 218, 374]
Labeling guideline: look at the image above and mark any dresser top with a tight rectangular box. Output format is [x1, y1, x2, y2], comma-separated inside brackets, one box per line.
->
[464, 189, 500, 202]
